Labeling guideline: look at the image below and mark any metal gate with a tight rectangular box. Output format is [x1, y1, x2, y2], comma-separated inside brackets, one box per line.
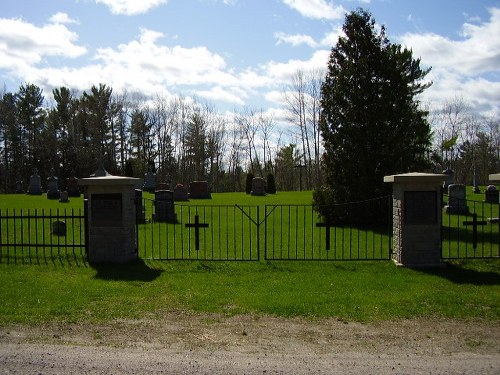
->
[137, 196, 393, 261]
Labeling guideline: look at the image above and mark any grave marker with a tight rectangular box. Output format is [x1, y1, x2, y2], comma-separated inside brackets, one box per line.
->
[250, 177, 266, 196]
[27, 169, 43, 195]
[189, 181, 211, 199]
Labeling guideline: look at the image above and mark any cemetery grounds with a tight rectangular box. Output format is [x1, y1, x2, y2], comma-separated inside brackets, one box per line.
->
[0, 191, 499, 373]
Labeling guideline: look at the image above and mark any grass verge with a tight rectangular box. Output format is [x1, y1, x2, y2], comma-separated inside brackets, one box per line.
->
[0, 259, 499, 325]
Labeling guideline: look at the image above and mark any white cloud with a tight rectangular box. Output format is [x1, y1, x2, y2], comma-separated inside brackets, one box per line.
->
[401, 7, 500, 76]
[400, 7, 500, 115]
[282, 0, 345, 20]
[95, 0, 168, 15]
[49, 12, 79, 25]
[197, 86, 245, 105]
[0, 17, 87, 74]
[275, 32, 319, 48]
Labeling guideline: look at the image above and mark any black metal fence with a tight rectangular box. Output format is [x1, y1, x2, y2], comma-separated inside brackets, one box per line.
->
[1, 195, 497, 264]
[138, 196, 393, 261]
[0, 207, 87, 265]
[442, 199, 499, 259]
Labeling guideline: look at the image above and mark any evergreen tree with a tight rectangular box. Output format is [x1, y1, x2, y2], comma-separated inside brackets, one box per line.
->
[314, 9, 432, 223]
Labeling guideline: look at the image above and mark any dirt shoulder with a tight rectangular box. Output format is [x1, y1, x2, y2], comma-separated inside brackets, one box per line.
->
[1, 314, 499, 374]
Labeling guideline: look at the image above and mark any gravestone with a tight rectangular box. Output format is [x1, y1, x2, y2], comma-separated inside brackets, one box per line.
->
[143, 170, 156, 192]
[27, 169, 43, 195]
[445, 184, 469, 215]
[154, 190, 176, 223]
[189, 181, 211, 199]
[250, 177, 266, 196]
[157, 182, 170, 191]
[384, 172, 446, 267]
[59, 190, 69, 203]
[51, 220, 66, 236]
[46, 175, 61, 199]
[173, 183, 189, 201]
[485, 185, 499, 204]
[15, 180, 24, 194]
[488, 173, 500, 204]
[66, 177, 80, 197]
[78, 174, 142, 263]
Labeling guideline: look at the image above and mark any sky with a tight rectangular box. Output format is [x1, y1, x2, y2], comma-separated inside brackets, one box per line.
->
[1, 0, 499, 120]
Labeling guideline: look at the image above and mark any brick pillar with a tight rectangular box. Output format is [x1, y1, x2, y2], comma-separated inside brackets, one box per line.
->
[384, 173, 446, 267]
[78, 175, 142, 263]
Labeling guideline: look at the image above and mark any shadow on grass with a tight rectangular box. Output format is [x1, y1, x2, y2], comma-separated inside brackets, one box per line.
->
[92, 258, 163, 282]
[416, 262, 500, 286]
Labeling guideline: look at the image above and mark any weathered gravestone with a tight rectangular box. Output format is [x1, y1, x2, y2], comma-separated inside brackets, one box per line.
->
[59, 190, 69, 203]
[66, 176, 80, 197]
[154, 190, 176, 223]
[143, 170, 156, 192]
[27, 169, 43, 195]
[489, 173, 500, 204]
[251, 177, 266, 196]
[157, 182, 170, 191]
[445, 184, 469, 215]
[51, 220, 66, 236]
[189, 181, 211, 199]
[15, 180, 24, 194]
[173, 183, 189, 201]
[46, 175, 61, 200]
[485, 185, 499, 204]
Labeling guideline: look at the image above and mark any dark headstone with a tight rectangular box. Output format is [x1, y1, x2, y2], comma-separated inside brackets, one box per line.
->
[51, 220, 66, 236]
[59, 191, 69, 203]
[66, 177, 80, 197]
[27, 169, 43, 195]
[15, 180, 24, 194]
[250, 177, 266, 196]
[189, 181, 211, 199]
[173, 183, 189, 201]
[157, 182, 170, 191]
[46, 176, 61, 199]
[485, 185, 499, 204]
[445, 184, 469, 215]
[143, 171, 156, 192]
[154, 190, 176, 223]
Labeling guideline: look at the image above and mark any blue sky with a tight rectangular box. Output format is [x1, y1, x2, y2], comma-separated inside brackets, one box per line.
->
[1, 0, 499, 119]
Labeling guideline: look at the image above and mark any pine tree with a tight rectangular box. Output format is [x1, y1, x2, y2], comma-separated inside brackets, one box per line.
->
[314, 9, 433, 223]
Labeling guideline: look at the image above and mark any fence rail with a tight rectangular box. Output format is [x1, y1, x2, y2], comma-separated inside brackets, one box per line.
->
[0, 208, 87, 264]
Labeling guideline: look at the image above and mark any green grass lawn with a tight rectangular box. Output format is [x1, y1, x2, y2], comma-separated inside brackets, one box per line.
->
[0, 259, 499, 325]
[0, 189, 499, 326]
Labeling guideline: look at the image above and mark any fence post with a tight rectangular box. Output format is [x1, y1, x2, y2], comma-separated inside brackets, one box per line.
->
[384, 172, 446, 267]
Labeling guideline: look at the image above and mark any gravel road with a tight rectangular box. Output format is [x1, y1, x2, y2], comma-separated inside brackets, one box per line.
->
[1, 313, 499, 374]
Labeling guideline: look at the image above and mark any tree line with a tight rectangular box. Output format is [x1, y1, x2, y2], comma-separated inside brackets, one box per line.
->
[0, 80, 324, 193]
